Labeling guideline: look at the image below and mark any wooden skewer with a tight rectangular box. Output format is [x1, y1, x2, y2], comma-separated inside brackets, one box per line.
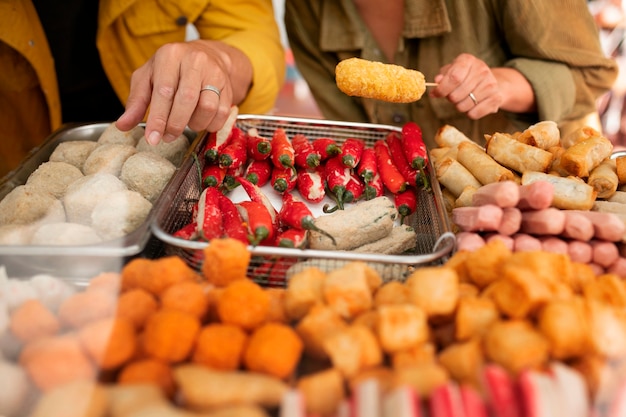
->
[425, 82, 438, 87]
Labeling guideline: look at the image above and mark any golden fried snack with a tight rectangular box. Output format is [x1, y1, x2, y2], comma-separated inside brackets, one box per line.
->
[560, 134, 613, 178]
[202, 237, 251, 287]
[405, 266, 459, 318]
[295, 304, 348, 360]
[322, 324, 382, 378]
[616, 155, 626, 184]
[373, 281, 410, 307]
[454, 296, 499, 341]
[114, 288, 158, 330]
[117, 358, 176, 398]
[77, 317, 137, 370]
[536, 297, 591, 360]
[391, 362, 449, 397]
[588, 158, 619, 199]
[244, 323, 304, 379]
[142, 309, 201, 363]
[375, 304, 429, 353]
[323, 262, 376, 320]
[160, 281, 210, 320]
[437, 338, 484, 387]
[390, 343, 437, 369]
[29, 379, 109, 417]
[265, 288, 288, 324]
[192, 324, 248, 371]
[457, 141, 517, 184]
[485, 132, 554, 173]
[217, 279, 270, 331]
[19, 334, 96, 392]
[9, 299, 60, 343]
[283, 267, 326, 322]
[57, 289, 117, 328]
[335, 57, 426, 103]
[297, 368, 346, 417]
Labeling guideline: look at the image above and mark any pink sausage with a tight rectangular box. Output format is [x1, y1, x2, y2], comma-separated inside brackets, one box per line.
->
[588, 263, 605, 276]
[569, 211, 626, 242]
[606, 257, 626, 279]
[539, 236, 569, 254]
[452, 205, 504, 232]
[513, 233, 543, 252]
[517, 181, 554, 211]
[562, 211, 595, 242]
[472, 181, 520, 208]
[567, 240, 593, 264]
[520, 208, 566, 235]
[456, 232, 486, 252]
[484, 233, 515, 251]
[498, 207, 522, 236]
[590, 240, 620, 268]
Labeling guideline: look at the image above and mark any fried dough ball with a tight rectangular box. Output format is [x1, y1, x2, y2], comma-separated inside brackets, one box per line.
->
[49, 140, 98, 171]
[142, 309, 201, 363]
[136, 133, 190, 166]
[119, 152, 176, 204]
[115, 288, 158, 330]
[87, 272, 121, 295]
[244, 323, 303, 379]
[30, 222, 103, 246]
[217, 279, 270, 331]
[63, 173, 127, 225]
[97, 123, 145, 146]
[192, 324, 248, 371]
[19, 334, 96, 392]
[91, 189, 152, 240]
[9, 299, 60, 343]
[57, 289, 117, 328]
[83, 143, 137, 177]
[29, 274, 78, 312]
[202, 238, 251, 287]
[265, 288, 288, 324]
[121, 256, 199, 296]
[0, 185, 65, 227]
[26, 161, 84, 199]
[29, 379, 109, 417]
[117, 358, 176, 398]
[160, 281, 210, 320]
[78, 317, 137, 370]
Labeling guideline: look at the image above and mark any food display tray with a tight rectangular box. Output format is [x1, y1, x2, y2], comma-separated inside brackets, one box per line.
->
[0, 122, 198, 281]
[151, 115, 455, 285]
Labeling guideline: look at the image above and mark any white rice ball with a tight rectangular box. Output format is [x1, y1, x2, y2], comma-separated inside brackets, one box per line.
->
[91, 190, 153, 240]
[63, 173, 127, 225]
[30, 222, 103, 246]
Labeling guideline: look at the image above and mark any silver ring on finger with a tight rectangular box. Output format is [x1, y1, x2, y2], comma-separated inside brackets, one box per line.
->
[200, 85, 221, 99]
[468, 92, 478, 105]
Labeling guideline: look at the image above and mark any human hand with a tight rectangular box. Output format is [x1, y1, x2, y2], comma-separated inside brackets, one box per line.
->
[116, 40, 235, 145]
[429, 53, 502, 120]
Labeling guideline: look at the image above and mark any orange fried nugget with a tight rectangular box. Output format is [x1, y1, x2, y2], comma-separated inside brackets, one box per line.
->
[192, 323, 248, 371]
[57, 289, 117, 328]
[20, 334, 96, 392]
[244, 322, 304, 379]
[160, 281, 210, 320]
[265, 287, 288, 324]
[120, 257, 153, 291]
[202, 238, 251, 287]
[121, 256, 199, 296]
[142, 309, 201, 363]
[217, 279, 270, 331]
[78, 317, 137, 370]
[118, 358, 176, 398]
[10, 299, 60, 343]
[115, 288, 158, 330]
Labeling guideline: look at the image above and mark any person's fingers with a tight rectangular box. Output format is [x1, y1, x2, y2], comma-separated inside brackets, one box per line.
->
[115, 65, 153, 131]
[187, 84, 230, 132]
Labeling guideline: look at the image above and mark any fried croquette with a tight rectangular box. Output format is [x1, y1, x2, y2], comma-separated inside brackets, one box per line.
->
[19, 334, 96, 392]
[192, 324, 248, 371]
[78, 317, 137, 370]
[115, 288, 158, 330]
[9, 299, 60, 343]
[142, 309, 201, 363]
[244, 323, 303, 380]
[202, 238, 251, 287]
[217, 279, 270, 331]
[121, 256, 199, 296]
[117, 358, 176, 398]
[160, 281, 210, 320]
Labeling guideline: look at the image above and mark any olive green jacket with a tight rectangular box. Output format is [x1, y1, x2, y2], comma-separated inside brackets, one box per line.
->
[285, 0, 618, 148]
[0, 0, 285, 177]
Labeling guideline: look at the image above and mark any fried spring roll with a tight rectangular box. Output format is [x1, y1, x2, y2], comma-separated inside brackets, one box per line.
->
[485, 132, 554, 174]
[456, 142, 516, 185]
[516, 121, 561, 150]
[588, 158, 618, 199]
[560, 126, 602, 149]
[335, 57, 426, 103]
[615, 155, 626, 184]
[560, 135, 613, 178]
[435, 156, 482, 198]
[434, 125, 478, 149]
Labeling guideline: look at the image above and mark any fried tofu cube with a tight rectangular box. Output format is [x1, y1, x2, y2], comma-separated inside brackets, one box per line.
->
[323, 262, 375, 320]
[486, 276, 552, 319]
[455, 296, 499, 341]
[584, 273, 626, 309]
[391, 362, 449, 397]
[296, 305, 348, 360]
[373, 281, 410, 307]
[284, 267, 326, 321]
[297, 368, 346, 416]
[536, 297, 591, 360]
[463, 239, 512, 288]
[322, 325, 382, 378]
[405, 266, 459, 318]
[390, 343, 437, 370]
[376, 304, 429, 353]
[437, 338, 484, 387]
[586, 300, 626, 359]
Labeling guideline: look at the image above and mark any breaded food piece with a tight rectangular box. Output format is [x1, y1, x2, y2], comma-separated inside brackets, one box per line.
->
[136, 133, 190, 166]
[83, 143, 137, 176]
[437, 338, 484, 387]
[454, 296, 499, 341]
[405, 266, 459, 318]
[202, 238, 251, 287]
[537, 297, 590, 360]
[0, 224, 36, 245]
[19, 334, 96, 391]
[26, 161, 84, 198]
[97, 123, 145, 146]
[121, 256, 199, 296]
[296, 368, 346, 417]
[29, 379, 109, 417]
[30, 222, 103, 246]
[0, 185, 65, 226]
[391, 362, 449, 397]
[160, 281, 210, 320]
[323, 262, 376, 320]
[78, 317, 137, 370]
[57, 289, 117, 328]
[376, 304, 428, 353]
[217, 279, 270, 331]
[192, 323, 248, 371]
[91, 189, 152, 240]
[63, 173, 127, 225]
[283, 267, 326, 321]
[265, 288, 288, 324]
[322, 324, 382, 378]
[390, 343, 437, 369]
[49, 140, 98, 171]
[335, 57, 426, 103]
[142, 309, 201, 363]
[373, 281, 410, 307]
[9, 299, 60, 343]
[295, 304, 348, 360]
[114, 288, 158, 330]
[120, 152, 176, 203]
[244, 323, 303, 379]
[0, 360, 31, 417]
[117, 358, 176, 398]
[173, 364, 289, 409]
[463, 239, 512, 289]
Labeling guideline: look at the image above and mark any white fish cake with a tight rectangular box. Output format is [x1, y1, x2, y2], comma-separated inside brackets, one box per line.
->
[91, 190, 152, 240]
[63, 173, 127, 225]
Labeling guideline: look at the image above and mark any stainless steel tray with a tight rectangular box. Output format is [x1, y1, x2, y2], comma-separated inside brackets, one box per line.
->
[0, 122, 198, 280]
[151, 115, 455, 285]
